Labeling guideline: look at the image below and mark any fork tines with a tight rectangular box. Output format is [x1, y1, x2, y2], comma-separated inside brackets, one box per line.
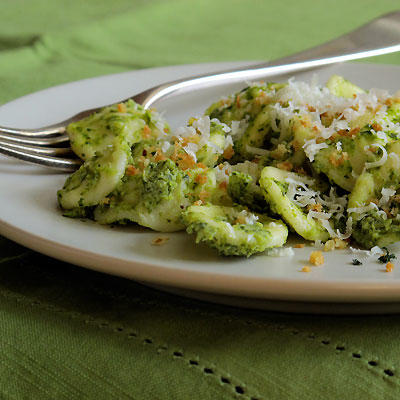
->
[0, 128, 81, 171]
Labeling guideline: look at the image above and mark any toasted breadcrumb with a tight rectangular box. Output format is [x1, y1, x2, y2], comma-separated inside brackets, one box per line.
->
[152, 237, 169, 246]
[142, 125, 152, 139]
[236, 95, 241, 108]
[219, 181, 227, 190]
[294, 243, 305, 248]
[177, 153, 196, 170]
[154, 150, 166, 162]
[310, 251, 324, 266]
[301, 266, 311, 273]
[333, 238, 348, 250]
[235, 216, 247, 225]
[276, 161, 293, 171]
[324, 238, 348, 252]
[197, 162, 207, 169]
[307, 204, 323, 213]
[386, 262, 394, 272]
[271, 144, 287, 160]
[329, 150, 349, 167]
[117, 103, 127, 113]
[223, 145, 235, 160]
[126, 165, 140, 176]
[199, 190, 210, 202]
[195, 174, 208, 184]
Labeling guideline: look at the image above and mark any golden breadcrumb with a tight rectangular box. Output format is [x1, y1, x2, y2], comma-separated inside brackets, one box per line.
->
[386, 262, 394, 272]
[310, 251, 324, 266]
[324, 238, 348, 252]
[152, 237, 170, 246]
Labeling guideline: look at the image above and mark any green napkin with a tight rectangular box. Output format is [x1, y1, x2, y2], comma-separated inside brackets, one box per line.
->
[2, 1, 400, 399]
[1, 0, 400, 105]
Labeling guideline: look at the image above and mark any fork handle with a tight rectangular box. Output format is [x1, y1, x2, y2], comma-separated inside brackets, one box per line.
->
[134, 11, 400, 109]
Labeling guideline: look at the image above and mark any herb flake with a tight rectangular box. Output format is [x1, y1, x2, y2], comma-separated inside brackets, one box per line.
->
[352, 259, 362, 266]
[378, 247, 396, 264]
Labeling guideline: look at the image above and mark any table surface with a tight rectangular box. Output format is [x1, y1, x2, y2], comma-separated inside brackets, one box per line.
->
[2, 1, 400, 399]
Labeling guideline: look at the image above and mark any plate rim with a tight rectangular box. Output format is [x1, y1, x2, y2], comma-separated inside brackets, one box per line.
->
[2, 218, 399, 303]
[2, 61, 400, 305]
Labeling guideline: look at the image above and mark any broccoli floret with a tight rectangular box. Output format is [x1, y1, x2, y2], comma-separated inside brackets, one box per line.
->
[228, 171, 270, 214]
[352, 210, 400, 248]
[181, 204, 288, 257]
[141, 159, 181, 212]
[94, 159, 189, 232]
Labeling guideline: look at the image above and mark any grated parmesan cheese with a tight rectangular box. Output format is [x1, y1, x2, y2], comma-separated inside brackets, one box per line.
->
[192, 115, 211, 136]
[236, 209, 259, 225]
[378, 188, 396, 208]
[161, 141, 171, 154]
[183, 143, 198, 162]
[348, 202, 379, 215]
[214, 162, 232, 183]
[363, 143, 388, 170]
[210, 118, 231, 133]
[303, 139, 329, 162]
[284, 176, 350, 239]
[348, 202, 387, 221]
[349, 246, 382, 257]
[230, 118, 249, 140]
[224, 222, 236, 238]
[266, 247, 295, 257]
[376, 130, 389, 143]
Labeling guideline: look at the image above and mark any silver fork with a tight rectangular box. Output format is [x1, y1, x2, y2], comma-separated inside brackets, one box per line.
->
[1, 10, 400, 172]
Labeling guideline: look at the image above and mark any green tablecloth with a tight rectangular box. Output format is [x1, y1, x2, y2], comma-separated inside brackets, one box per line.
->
[2, 1, 400, 398]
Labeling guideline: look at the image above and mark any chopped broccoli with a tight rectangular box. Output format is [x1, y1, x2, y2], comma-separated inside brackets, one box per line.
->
[351, 211, 400, 248]
[141, 159, 182, 212]
[95, 159, 189, 232]
[228, 171, 270, 214]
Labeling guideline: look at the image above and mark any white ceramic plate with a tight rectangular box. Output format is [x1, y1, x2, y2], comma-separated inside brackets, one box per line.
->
[2, 61, 400, 314]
